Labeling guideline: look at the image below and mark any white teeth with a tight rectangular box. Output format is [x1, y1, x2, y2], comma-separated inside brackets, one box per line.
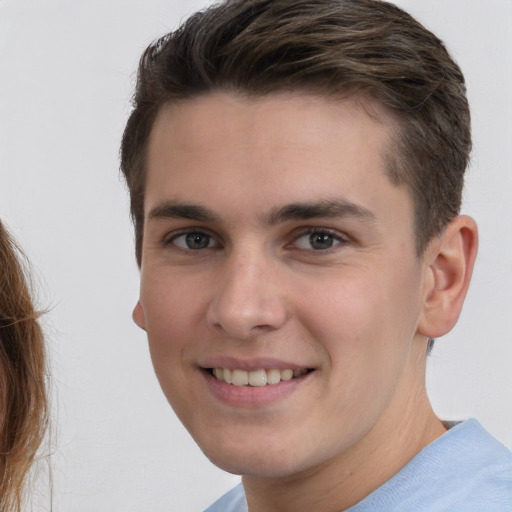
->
[248, 369, 267, 387]
[266, 368, 281, 385]
[281, 369, 293, 381]
[211, 367, 308, 386]
[223, 368, 233, 384]
[232, 369, 249, 386]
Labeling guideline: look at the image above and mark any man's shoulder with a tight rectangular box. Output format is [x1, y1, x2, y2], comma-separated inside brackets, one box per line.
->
[439, 419, 512, 510]
[349, 418, 512, 512]
[203, 483, 247, 512]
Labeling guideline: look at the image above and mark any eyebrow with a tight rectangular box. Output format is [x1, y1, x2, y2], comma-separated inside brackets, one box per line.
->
[266, 199, 376, 225]
[147, 198, 376, 225]
[148, 201, 220, 223]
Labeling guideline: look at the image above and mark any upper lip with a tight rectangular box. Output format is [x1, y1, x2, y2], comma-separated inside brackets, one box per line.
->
[198, 356, 312, 371]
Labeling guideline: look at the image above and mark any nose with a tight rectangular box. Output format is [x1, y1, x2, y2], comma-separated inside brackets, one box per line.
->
[206, 250, 288, 339]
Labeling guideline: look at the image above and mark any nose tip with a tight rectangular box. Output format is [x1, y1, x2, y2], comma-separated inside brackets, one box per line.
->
[207, 298, 286, 339]
[206, 259, 288, 339]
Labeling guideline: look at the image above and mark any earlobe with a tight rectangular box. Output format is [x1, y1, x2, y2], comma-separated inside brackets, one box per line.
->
[132, 300, 147, 331]
[418, 216, 478, 339]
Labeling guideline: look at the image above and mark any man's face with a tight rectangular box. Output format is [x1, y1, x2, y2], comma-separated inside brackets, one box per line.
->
[134, 92, 432, 478]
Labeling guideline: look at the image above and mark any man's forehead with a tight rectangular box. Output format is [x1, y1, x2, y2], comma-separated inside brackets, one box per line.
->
[144, 90, 410, 229]
[146, 91, 399, 190]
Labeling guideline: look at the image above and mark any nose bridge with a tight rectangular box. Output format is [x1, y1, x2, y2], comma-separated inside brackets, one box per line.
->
[207, 243, 287, 338]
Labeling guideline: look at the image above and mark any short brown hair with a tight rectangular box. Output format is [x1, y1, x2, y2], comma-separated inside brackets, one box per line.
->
[0, 221, 48, 512]
[121, 0, 471, 265]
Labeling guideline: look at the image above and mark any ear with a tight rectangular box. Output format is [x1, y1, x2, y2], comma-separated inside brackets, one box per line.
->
[132, 300, 147, 331]
[418, 216, 478, 338]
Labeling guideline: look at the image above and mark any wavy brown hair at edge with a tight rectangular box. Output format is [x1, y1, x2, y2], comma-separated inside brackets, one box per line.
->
[0, 220, 48, 512]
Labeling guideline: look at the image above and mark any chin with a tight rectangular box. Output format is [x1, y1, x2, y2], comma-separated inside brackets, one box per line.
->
[199, 437, 317, 478]
[208, 455, 298, 478]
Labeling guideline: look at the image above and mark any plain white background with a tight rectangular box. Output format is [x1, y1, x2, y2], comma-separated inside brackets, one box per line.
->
[0, 1, 510, 510]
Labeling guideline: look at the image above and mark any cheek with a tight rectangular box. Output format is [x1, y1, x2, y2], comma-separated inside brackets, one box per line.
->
[296, 261, 423, 373]
[143, 269, 207, 330]
[141, 276, 197, 367]
[297, 272, 388, 344]
[140, 277, 203, 420]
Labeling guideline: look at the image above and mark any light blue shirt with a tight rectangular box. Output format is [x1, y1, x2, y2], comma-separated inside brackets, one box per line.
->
[204, 419, 512, 512]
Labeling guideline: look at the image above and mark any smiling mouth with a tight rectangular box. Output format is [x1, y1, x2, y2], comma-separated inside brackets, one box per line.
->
[208, 368, 311, 387]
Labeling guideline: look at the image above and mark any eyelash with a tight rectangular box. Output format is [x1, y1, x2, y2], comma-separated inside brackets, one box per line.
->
[163, 226, 349, 253]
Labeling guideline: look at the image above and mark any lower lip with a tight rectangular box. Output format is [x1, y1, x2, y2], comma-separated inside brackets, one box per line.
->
[202, 370, 312, 408]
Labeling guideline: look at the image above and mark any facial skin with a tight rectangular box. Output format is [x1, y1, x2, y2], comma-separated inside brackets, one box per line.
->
[133, 92, 476, 511]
